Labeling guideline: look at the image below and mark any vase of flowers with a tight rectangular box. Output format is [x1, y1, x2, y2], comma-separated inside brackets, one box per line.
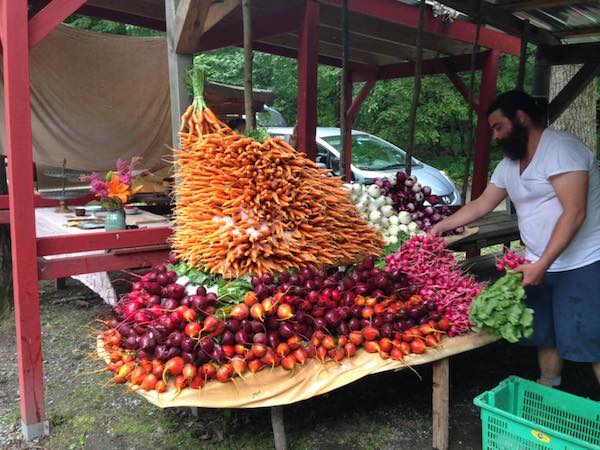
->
[82, 157, 141, 231]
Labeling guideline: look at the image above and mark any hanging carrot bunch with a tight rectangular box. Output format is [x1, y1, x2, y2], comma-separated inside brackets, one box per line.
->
[179, 62, 233, 148]
[171, 67, 384, 278]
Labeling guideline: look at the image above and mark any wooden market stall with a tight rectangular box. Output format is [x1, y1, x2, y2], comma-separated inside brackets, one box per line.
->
[3, 0, 596, 446]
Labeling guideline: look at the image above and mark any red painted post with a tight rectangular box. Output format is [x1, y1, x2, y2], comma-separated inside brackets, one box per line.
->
[0, 0, 48, 440]
[343, 74, 377, 180]
[342, 77, 353, 181]
[470, 50, 500, 200]
[29, 0, 87, 48]
[296, 0, 319, 161]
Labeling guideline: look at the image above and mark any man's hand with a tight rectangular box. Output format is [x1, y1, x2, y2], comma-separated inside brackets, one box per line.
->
[514, 261, 548, 286]
[429, 223, 444, 236]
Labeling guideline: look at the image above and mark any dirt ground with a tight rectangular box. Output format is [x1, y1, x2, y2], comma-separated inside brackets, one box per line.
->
[0, 276, 598, 450]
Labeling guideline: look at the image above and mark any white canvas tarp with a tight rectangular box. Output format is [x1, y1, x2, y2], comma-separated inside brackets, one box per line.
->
[0, 24, 173, 171]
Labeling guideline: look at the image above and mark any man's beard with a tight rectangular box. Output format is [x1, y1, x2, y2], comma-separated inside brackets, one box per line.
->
[497, 119, 528, 161]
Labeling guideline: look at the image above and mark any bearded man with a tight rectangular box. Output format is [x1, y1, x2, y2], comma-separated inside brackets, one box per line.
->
[431, 90, 600, 388]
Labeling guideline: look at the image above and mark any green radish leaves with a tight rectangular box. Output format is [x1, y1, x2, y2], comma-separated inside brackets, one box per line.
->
[469, 272, 534, 343]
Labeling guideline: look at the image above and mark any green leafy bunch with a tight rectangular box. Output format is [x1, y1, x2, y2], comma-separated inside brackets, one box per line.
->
[168, 261, 252, 306]
[469, 272, 534, 343]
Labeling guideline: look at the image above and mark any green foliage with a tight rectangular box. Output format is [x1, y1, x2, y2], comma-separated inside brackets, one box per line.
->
[64, 15, 163, 37]
[469, 272, 534, 343]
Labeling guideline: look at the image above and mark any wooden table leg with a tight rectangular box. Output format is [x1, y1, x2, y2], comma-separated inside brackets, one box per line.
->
[271, 406, 287, 450]
[432, 358, 449, 450]
[55, 277, 66, 289]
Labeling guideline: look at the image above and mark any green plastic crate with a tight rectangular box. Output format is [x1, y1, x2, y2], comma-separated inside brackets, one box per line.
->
[474, 376, 600, 450]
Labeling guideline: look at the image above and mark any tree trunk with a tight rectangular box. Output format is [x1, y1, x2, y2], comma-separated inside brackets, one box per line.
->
[549, 64, 597, 155]
[242, 0, 255, 132]
[0, 158, 12, 316]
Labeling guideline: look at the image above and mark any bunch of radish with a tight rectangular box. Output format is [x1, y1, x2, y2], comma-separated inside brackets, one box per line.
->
[495, 250, 530, 271]
[384, 234, 483, 336]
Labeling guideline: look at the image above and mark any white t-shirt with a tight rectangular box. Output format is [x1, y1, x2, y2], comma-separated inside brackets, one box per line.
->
[490, 128, 600, 272]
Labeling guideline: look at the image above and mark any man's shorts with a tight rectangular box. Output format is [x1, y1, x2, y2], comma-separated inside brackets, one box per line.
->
[522, 260, 600, 362]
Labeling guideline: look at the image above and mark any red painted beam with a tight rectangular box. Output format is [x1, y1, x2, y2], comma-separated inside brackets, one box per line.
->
[38, 249, 169, 280]
[347, 74, 377, 121]
[353, 51, 488, 82]
[296, 1, 320, 161]
[0, 193, 97, 210]
[0, 210, 9, 224]
[29, 0, 87, 48]
[37, 227, 172, 256]
[199, 6, 304, 52]
[1, 0, 47, 433]
[471, 50, 500, 200]
[324, 0, 521, 56]
[343, 72, 377, 182]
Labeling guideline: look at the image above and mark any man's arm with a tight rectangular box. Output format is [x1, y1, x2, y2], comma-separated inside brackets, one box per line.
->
[517, 170, 588, 286]
[430, 183, 507, 236]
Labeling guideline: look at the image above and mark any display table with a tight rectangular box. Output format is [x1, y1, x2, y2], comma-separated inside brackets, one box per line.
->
[98, 332, 496, 450]
[448, 211, 519, 252]
[36, 207, 172, 304]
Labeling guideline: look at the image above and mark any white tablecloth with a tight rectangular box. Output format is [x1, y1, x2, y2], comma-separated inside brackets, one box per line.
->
[36, 207, 171, 305]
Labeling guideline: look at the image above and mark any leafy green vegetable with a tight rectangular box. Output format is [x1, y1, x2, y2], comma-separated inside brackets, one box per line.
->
[216, 275, 253, 306]
[243, 127, 271, 143]
[168, 262, 221, 287]
[168, 262, 252, 305]
[375, 231, 412, 268]
[469, 272, 534, 343]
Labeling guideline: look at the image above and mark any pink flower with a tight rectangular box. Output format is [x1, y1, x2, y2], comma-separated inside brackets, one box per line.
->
[90, 175, 108, 198]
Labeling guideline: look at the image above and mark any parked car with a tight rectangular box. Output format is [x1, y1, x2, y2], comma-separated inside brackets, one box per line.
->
[267, 127, 462, 205]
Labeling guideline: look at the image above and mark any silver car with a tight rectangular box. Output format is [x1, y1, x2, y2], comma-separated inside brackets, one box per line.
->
[267, 127, 462, 206]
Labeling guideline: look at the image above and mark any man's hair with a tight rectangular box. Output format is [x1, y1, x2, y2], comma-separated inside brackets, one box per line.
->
[486, 90, 546, 125]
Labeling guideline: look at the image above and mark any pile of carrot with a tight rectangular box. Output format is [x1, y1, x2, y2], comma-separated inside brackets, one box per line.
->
[171, 87, 383, 277]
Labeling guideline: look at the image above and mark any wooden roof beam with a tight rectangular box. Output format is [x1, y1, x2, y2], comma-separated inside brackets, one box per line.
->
[323, 0, 523, 54]
[198, 5, 304, 52]
[498, 0, 583, 12]
[554, 26, 600, 39]
[352, 51, 489, 81]
[539, 42, 600, 64]
[266, 32, 401, 66]
[174, 0, 238, 54]
[251, 41, 375, 73]
[84, 0, 165, 21]
[433, 0, 560, 46]
[319, 8, 464, 56]
[75, 5, 166, 31]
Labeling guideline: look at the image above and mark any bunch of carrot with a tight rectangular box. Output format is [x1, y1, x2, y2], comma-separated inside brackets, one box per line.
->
[170, 70, 383, 278]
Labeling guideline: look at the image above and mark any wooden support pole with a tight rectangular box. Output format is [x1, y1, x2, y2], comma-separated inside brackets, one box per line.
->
[271, 406, 287, 450]
[242, 0, 255, 132]
[405, 0, 426, 177]
[165, 0, 193, 149]
[296, 0, 319, 161]
[339, 0, 350, 181]
[470, 50, 500, 200]
[516, 22, 528, 90]
[532, 46, 551, 125]
[0, 0, 48, 440]
[432, 358, 450, 450]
